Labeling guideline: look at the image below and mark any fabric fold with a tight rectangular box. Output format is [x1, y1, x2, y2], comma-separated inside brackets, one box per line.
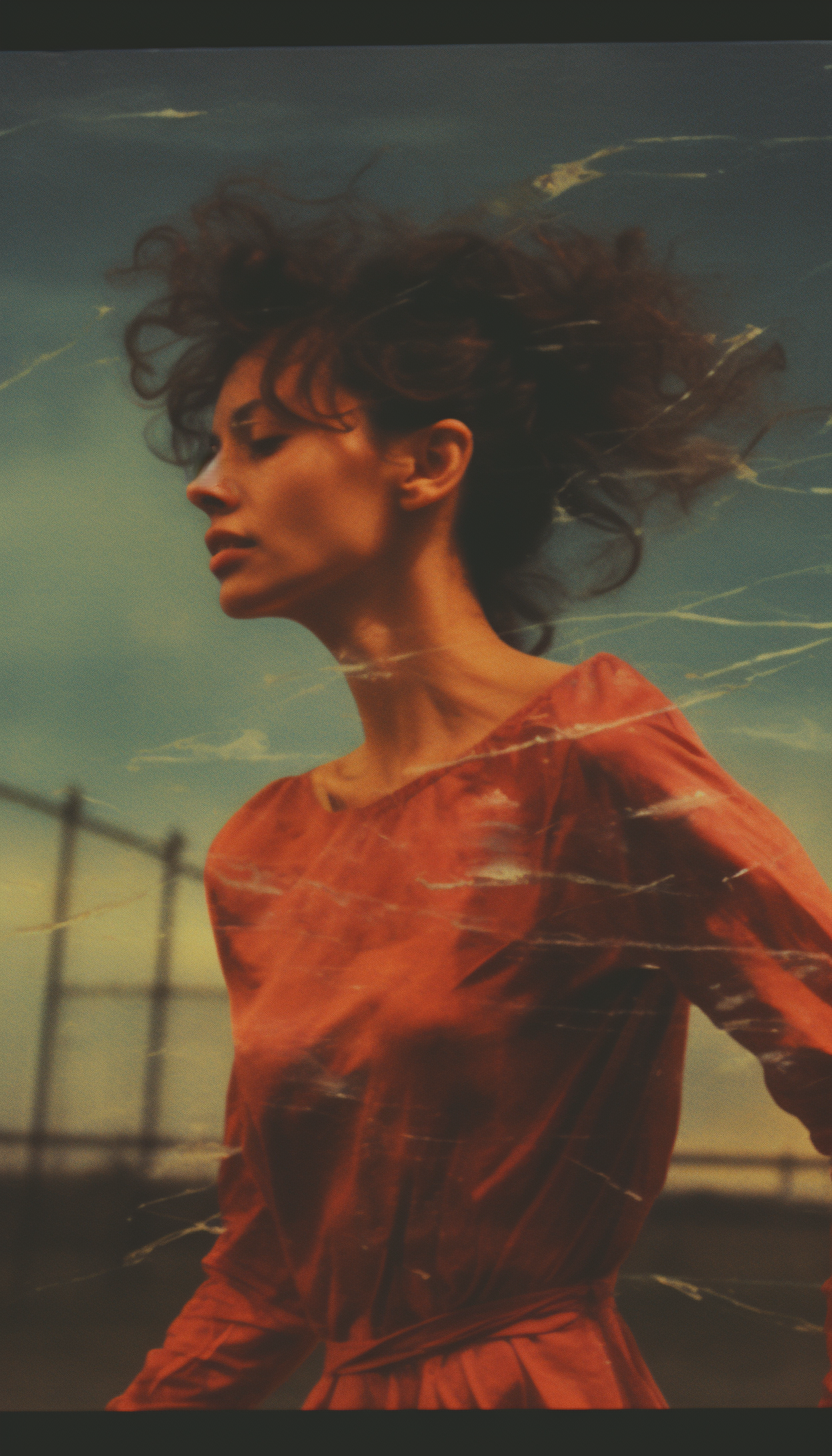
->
[323, 1278, 617, 1376]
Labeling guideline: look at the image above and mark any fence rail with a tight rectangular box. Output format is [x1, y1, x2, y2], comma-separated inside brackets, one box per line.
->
[0, 781, 204, 878]
[0, 1133, 825, 1198]
[2, 778, 830, 1202]
[1, 780, 209, 1182]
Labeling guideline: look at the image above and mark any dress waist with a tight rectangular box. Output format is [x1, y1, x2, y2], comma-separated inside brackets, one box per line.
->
[323, 1277, 617, 1377]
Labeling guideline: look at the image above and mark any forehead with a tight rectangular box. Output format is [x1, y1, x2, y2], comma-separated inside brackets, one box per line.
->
[213, 346, 293, 423]
[212, 338, 356, 432]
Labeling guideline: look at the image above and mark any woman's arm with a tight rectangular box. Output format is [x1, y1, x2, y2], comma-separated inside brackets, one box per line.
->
[106, 1072, 319, 1410]
[579, 710, 832, 1404]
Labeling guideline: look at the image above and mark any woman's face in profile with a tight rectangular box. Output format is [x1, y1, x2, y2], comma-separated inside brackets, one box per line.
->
[186, 346, 406, 623]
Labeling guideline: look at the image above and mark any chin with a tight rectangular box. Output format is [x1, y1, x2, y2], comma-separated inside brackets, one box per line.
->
[218, 583, 302, 621]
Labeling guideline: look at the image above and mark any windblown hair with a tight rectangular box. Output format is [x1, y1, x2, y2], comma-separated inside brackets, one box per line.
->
[109, 175, 786, 652]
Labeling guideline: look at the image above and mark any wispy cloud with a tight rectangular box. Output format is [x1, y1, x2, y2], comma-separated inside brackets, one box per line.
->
[93, 109, 206, 121]
[728, 719, 832, 753]
[0, 108, 206, 140]
[127, 729, 308, 771]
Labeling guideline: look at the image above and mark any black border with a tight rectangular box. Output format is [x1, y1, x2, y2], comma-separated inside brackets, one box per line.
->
[2, 3, 831, 52]
[1, 1407, 831, 1438]
[1, 0, 830, 1439]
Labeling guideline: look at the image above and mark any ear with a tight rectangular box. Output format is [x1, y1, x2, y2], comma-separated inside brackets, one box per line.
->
[396, 419, 474, 512]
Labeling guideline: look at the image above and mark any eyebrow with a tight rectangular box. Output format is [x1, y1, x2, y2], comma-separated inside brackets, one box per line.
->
[213, 392, 347, 446]
[226, 398, 303, 431]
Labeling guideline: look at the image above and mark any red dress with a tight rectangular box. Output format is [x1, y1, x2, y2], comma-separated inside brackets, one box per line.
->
[107, 653, 832, 1409]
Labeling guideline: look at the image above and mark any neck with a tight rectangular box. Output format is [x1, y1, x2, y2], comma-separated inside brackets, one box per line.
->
[291, 546, 568, 794]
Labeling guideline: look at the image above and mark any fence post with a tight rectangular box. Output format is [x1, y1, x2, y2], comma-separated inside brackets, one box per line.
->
[139, 829, 185, 1178]
[26, 785, 84, 1178]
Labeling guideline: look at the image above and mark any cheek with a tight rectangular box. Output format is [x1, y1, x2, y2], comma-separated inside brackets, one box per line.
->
[266, 448, 391, 553]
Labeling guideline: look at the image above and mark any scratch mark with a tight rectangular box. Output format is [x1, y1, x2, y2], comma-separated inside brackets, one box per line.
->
[0, 108, 205, 141]
[626, 791, 716, 820]
[418, 867, 677, 894]
[532, 136, 737, 199]
[124, 1215, 226, 1266]
[94, 109, 207, 121]
[528, 934, 831, 965]
[0, 306, 113, 393]
[733, 459, 832, 496]
[619, 170, 715, 179]
[406, 682, 774, 778]
[648, 1275, 824, 1333]
[567, 1158, 643, 1200]
[686, 638, 832, 680]
[4, 891, 149, 938]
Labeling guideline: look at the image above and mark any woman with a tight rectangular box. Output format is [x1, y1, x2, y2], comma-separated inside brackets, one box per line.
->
[106, 180, 832, 1409]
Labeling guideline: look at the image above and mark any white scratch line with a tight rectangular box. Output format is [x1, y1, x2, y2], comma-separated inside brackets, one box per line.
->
[405, 684, 768, 777]
[0, 117, 54, 139]
[0, 306, 113, 393]
[568, 609, 832, 629]
[685, 638, 832, 680]
[122, 1215, 226, 1266]
[532, 136, 737, 198]
[733, 459, 832, 495]
[619, 170, 714, 179]
[4, 892, 149, 938]
[528, 934, 831, 965]
[626, 791, 715, 819]
[568, 1158, 643, 1200]
[1, 109, 205, 140]
[215, 564, 832, 695]
[418, 868, 676, 893]
[650, 1276, 824, 1333]
[94, 109, 207, 121]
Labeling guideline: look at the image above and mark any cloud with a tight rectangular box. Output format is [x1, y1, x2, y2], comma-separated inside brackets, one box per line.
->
[728, 719, 832, 753]
[93, 109, 207, 121]
[43, 96, 461, 157]
[127, 729, 307, 771]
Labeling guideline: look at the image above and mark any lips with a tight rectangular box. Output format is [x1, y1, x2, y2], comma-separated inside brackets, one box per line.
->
[205, 530, 257, 577]
[205, 529, 257, 556]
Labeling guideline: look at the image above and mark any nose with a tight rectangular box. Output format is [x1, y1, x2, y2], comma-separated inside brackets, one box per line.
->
[185, 454, 240, 516]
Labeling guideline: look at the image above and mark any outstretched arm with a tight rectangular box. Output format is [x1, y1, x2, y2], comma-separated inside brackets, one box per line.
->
[583, 710, 832, 1405]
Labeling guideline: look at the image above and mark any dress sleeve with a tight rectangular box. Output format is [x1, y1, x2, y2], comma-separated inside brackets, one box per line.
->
[575, 707, 832, 1404]
[106, 1069, 319, 1410]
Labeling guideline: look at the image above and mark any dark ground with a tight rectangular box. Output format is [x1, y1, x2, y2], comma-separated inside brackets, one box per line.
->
[0, 1173, 828, 1409]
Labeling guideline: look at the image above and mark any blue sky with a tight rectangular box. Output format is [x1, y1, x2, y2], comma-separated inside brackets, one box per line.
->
[1, 43, 831, 1195]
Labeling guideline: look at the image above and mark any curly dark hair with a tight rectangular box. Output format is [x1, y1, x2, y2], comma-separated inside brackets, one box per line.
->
[109, 175, 787, 653]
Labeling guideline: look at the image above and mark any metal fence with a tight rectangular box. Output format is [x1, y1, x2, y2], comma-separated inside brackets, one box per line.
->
[0, 780, 224, 1182]
[1, 778, 829, 1201]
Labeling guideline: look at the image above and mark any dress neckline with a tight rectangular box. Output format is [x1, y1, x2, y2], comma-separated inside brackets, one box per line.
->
[302, 652, 611, 818]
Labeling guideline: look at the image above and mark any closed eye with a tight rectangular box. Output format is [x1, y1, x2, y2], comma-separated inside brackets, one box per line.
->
[248, 435, 289, 458]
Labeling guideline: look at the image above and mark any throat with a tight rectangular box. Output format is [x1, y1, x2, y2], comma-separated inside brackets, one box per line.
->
[310, 761, 395, 813]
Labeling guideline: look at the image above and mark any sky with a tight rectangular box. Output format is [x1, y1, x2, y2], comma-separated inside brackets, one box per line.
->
[0, 42, 831, 1198]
